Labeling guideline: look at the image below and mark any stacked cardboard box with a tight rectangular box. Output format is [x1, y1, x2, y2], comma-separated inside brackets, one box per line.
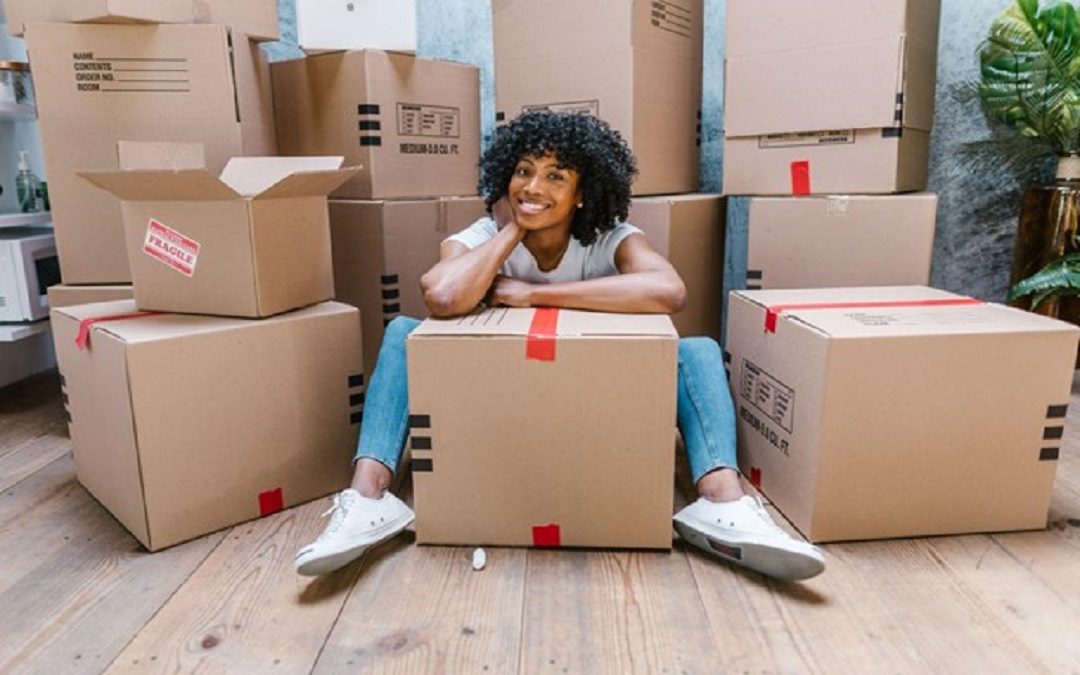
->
[721, 0, 942, 319]
[13, 0, 280, 285]
[52, 145, 364, 551]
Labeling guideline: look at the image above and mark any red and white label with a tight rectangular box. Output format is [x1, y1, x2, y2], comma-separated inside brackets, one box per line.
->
[143, 218, 200, 277]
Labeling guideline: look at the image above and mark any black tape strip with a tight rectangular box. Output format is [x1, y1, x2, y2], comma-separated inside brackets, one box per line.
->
[495, 111, 505, 121]
[358, 103, 380, 114]
[412, 458, 433, 472]
[881, 127, 903, 138]
[722, 351, 731, 363]
[350, 411, 363, 425]
[382, 288, 400, 300]
[896, 93, 904, 104]
[358, 120, 381, 131]
[409, 414, 431, 429]
[360, 136, 382, 146]
[1043, 426, 1064, 440]
[746, 270, 763, 280]
[1046, 404, 1068, 418]
[746, 284, 762, 290]
[383, 303, 401, 314]
[894, 109, 903, 122]
[411, 436, 432, 450]
[696, 109, 702, 119]
[383, 317, 392, 327]
[381, 274, 399, 285]
[348, 373, 364, 388]
[1039, 447, 1060, 461]
[350, 393, 365, 406]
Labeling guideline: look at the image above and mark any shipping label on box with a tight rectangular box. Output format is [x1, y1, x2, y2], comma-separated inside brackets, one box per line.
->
[725, 285, 1079, 542]
[297, 0, 417, 53]
[51, 300, 363, 551]
[408, 307, 678, 549]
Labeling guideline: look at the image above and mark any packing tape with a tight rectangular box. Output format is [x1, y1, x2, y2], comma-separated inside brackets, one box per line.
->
[790, 160, 811, 195]
[526, 307, 559, 361]
[258, 487, 284, 516]
[75, 311, 164, 349]
[531, 523, 561, 547]
[750, 467, 762, 488]
[763, 297, 983, 333]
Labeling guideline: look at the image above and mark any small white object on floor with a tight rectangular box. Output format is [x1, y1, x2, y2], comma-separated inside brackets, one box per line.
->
[472, 547, 486, 571]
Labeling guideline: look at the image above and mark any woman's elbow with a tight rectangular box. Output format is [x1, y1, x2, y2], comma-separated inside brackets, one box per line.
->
[420, 273, 457, 317]
[664, 279, 687, 315]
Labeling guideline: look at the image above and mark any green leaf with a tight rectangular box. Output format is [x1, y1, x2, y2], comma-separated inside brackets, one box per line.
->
[1008, 251, 1080, 308]
[978, 0, 1080, 154]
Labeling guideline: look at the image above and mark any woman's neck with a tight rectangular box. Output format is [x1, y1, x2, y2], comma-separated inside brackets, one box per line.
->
[522, 223, 573, 272]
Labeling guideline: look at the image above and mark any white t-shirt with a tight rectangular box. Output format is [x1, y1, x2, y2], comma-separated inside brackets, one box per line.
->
[446, 217, 644, 283]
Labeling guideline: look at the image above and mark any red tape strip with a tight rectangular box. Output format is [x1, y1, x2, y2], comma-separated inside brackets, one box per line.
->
[790, 160, 810, 195]
[532, 523, 561, 547]
[750, 467, 762, 488]
[258, 487, 284, 516]
[763, 297, 983, 333]
[75, 311, 164, 350]
[525, 307, 559, 361]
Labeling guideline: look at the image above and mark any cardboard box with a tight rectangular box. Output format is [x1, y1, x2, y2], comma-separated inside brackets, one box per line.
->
[51, 299, 363, 551]
[720, 192, 937, 330]
[330, 196, 486, 375]
[296, 0, 416, 53]
[27, 23, 277, 284]
[722, 0, 940, 195]
[81, 156, 357, 318]
[630, 194, 725, 341]
[725, 286, 1079, 542]
[272, 50, 480, 200]
[408, 307, 678, 549]
[48, 284, 133, 308]
[493, 0, 703, 196]
[6, 0, 280, 41]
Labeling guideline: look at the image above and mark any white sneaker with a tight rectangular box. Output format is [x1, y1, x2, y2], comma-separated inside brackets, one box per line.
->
[673, 495, 825, 581]
[295, 488, 415, 576]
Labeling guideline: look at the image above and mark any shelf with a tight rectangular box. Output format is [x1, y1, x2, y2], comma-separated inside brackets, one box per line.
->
[0, 102, 37, 121]
[0, 212, 51, 229]
[0, 321, 48, 343]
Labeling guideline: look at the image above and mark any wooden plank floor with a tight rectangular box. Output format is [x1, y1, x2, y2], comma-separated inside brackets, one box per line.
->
[2, 369, 1079, 674]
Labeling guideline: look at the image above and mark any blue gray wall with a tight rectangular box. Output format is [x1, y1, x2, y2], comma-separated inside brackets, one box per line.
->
[272, 0, 1034, 301]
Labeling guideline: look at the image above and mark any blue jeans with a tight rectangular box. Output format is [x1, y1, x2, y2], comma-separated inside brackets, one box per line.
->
[355, 316, 737, 484]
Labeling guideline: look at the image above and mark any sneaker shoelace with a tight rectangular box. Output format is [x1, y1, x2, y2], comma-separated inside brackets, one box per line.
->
[318, 493, 352, 538]
[746, 496, 790, 538]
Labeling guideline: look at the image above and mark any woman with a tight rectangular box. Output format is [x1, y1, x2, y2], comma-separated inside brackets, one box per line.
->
[295, 111, 825, 581]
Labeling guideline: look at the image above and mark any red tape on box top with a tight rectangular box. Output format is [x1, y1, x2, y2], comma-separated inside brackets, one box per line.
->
[532, 523, 561, 547]
[75, 312, 164, 350]
[763, 298, 983, 333]
[790, 160, 811, 195]
[526, 307, 559, 361]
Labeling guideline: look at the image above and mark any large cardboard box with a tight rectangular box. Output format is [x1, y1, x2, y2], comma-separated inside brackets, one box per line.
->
[27, 23, 277, 284]
[722, 0, 940, 195]
[272, 50, 480, 200]
[47, 284, 133, 308]
[721, 192, 937, 330]
[81, 157, 357, 318]
[630, 194, 725, 341]
[5, 0, 280, 41]
[51, 300, 364, 551]
[408, 307, 678, 549]
[493, 0, 703, 196]
[330, 196, 486, 375]
[296, 0, 416, 53]
[725, 286, 1079, 542]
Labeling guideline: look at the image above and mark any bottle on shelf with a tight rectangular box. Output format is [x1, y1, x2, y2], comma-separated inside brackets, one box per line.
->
[15, 150, 42, 213]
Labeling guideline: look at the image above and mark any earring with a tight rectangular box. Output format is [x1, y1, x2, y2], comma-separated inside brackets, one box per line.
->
[576, 203, 583, 209]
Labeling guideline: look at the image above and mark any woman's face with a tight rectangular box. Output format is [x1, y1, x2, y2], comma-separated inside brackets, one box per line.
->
[507, 154, 582, 232]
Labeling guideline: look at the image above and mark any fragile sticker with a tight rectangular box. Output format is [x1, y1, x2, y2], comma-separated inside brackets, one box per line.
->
[143, 218, 200, 277]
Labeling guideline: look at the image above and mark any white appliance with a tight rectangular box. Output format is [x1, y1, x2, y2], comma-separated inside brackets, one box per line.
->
[297, 0, 418, 53]
[0, 227, 59, 322]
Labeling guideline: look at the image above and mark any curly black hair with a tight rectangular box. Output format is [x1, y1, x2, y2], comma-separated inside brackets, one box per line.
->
[478, 110, 637, 246]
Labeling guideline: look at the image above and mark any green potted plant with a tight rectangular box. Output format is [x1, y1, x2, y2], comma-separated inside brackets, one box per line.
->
[978, 0, 1080, 319]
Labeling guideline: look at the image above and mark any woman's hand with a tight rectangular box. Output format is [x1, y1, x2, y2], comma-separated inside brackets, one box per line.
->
[490, 275, 535, 307]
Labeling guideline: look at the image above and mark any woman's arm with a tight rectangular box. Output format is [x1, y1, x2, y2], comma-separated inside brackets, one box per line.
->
[420, 221, 525, 317]
[491, 233, 687, 314]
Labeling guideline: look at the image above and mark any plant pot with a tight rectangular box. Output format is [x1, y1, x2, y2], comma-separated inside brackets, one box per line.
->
[1009, 156, 1080, 364]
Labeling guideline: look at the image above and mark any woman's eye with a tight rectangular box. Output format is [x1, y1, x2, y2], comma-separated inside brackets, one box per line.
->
[548, 173, 563, 181]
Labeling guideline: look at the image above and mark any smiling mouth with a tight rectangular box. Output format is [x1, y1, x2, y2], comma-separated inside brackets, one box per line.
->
[516, 198, 549, 216]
